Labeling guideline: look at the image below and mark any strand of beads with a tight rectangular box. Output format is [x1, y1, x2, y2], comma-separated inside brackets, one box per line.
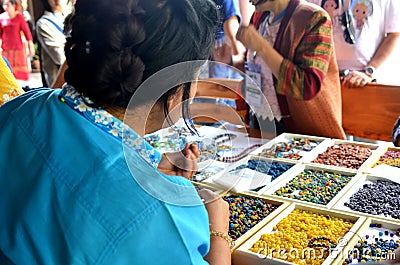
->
[224, 195, 278, 241]
[248, 209, 354, 265]
[273, 169, 353, 205]
[343, 224, 400, 264]
[344, 180, 400, 220]
[212, 133, 236, 146]
[217, 144, 262, 163]
[312, 144, 372, 170]
[257, 138, 320, 160]
[375, 150, 400, 168]
[308, 236, 337, 249]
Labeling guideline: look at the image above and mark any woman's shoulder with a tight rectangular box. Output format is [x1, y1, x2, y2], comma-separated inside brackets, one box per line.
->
[296, 0, 329, 16]
[13, 13, 25, 20]
[292, 1, 330, 27]
[0, 88, 59, 112]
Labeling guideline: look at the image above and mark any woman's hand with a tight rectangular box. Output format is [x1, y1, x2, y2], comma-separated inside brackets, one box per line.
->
[28, 41, 36, 57]
[236, 24, 266, 53]
[157, 142, 199, 179]
[198, 189, 231, 265]
[342, 70, 372, 88]
[198, 189, 230, 233]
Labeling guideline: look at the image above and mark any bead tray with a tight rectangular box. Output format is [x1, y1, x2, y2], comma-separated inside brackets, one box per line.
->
[207, 156, 300, 194]
[332, 174, 400, 223]
[260, 164, 362, 209]
[363, 146, 400, 175]
[306, 139, 383, 174]
[221, 193, 290, 252]
[250, 133, 331, 163]
[233, 203, 366, 265]
[331, 218, 400, 265]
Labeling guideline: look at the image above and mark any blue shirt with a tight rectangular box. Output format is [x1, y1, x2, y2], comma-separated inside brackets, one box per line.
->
[0, 87, 210, 265]
[213, 0, 241, 40]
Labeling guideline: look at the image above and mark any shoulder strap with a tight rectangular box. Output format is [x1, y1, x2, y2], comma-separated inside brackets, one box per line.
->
[42, 17, 64, 34]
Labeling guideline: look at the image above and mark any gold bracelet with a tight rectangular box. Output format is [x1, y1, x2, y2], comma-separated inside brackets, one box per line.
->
[210, 230, 235, 249]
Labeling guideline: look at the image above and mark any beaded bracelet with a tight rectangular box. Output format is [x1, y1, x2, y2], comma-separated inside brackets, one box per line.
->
[210, 230, 235, 249]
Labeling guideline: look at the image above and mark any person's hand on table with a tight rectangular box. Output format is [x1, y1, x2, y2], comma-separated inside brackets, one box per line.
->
[157, 142, 199, 179]
[342, 70, 373, 88]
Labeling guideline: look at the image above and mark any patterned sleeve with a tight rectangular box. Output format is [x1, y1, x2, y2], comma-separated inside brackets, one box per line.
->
[276, 10, 333, 100]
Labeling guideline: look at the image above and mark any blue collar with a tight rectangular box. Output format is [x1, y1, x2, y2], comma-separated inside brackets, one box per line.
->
[59, 85, 161, 168]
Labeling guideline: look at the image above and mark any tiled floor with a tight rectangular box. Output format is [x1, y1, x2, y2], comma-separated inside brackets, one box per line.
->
[16, 71, 43, 90]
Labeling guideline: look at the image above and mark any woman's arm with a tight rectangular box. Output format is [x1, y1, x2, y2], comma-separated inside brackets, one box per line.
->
[237, 10, 333, 100]
[199, 189, 231, 265]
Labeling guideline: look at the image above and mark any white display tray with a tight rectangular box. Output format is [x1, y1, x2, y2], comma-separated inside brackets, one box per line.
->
[250, 133, 331, 163]
[363, 146, 400, 175]
[233, 203, 366, 265]
[208, 156, 300, 194]
[260, 164, 361, 209]
[332, 174, 400, 223]
[331, 218, 400, 265]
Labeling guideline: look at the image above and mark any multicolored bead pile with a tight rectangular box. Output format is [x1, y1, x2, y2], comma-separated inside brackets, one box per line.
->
[224, 195, 278, 241]
[196, 140, 218, 162]
[343, 224, 400, 264]
[312, 144, 372, 170]
[229, 159, 295, 182]
[249, 209, 354, 265]
[273, 169, 353, 205]
[257, 138, 320, 160]
[144, 126, 191, 152]
[344, 180, 400, 219]
[375, 150, 400, 168]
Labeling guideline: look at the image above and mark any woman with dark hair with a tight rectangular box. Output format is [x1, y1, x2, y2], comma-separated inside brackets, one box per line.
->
[0, 0, 231, 264]
[0, 0, 35, 80]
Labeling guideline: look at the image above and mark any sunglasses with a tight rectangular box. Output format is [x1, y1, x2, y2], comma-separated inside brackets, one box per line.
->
[339, 11, 356, 44]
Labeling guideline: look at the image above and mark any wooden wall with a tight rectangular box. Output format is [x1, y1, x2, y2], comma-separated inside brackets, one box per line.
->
[341, 83, 400, 141]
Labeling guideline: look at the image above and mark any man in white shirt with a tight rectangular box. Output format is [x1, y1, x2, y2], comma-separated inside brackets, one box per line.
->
[308, 0, 400, 87]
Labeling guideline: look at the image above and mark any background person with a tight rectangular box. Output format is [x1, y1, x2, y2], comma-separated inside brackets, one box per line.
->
[311, 0, 400, 87]
[0, 0, 232, 264]
[35, 0, 68, 87]
[393, 116, 400, 147]
[0, 55, 23, 105]
[237, 0, 346, 139]
[0, 0, 34, 80]
[209, 0, 246, 79]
